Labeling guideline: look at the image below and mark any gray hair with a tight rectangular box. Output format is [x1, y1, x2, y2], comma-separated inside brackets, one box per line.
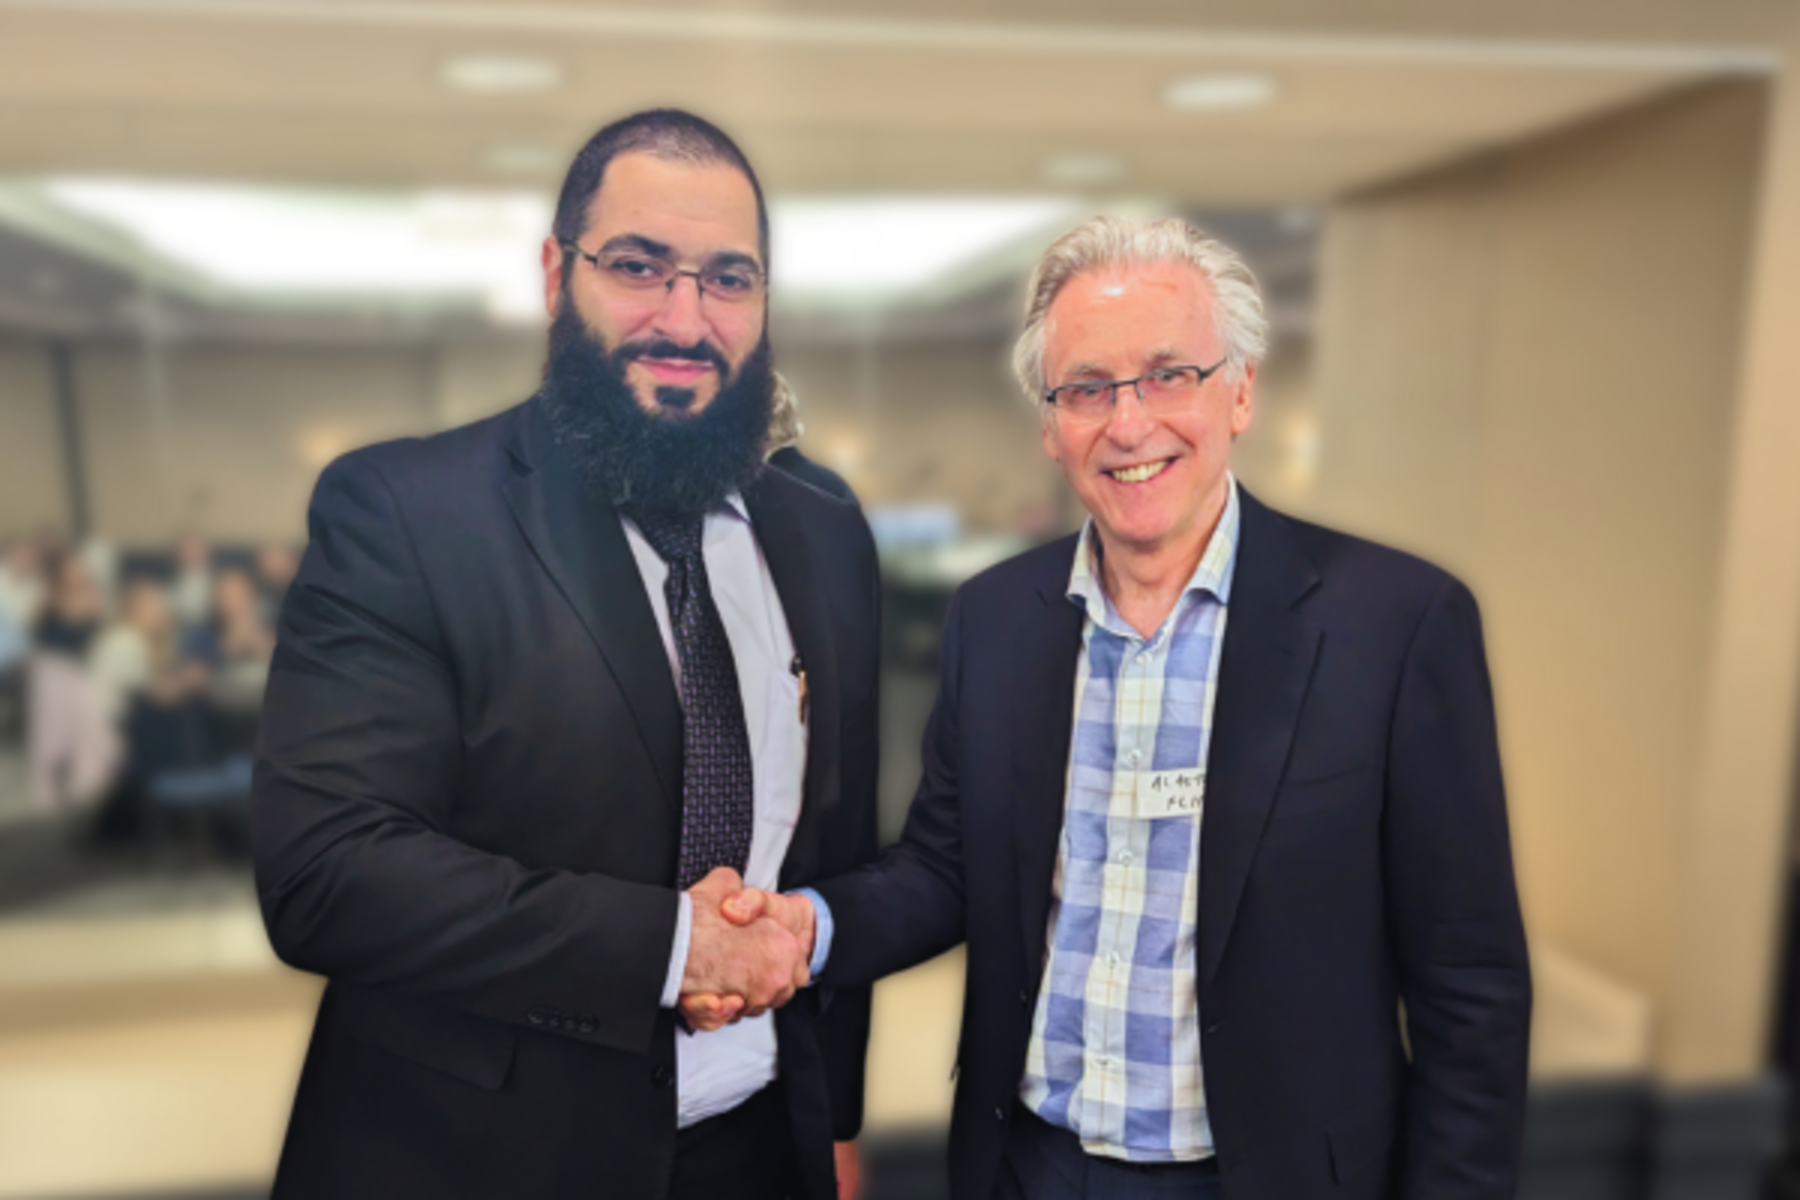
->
[764, 371, 802, 456]
[1011, 215, 1268, 407]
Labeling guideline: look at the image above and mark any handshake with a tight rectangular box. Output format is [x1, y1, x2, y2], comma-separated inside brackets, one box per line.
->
[677, 867, 818, 1032]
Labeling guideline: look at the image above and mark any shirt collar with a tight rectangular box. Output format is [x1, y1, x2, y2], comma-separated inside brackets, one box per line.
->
[1066, 474, 1241, 632]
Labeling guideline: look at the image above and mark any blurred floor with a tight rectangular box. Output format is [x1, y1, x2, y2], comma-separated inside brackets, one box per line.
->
[0, 894, 964, 1199]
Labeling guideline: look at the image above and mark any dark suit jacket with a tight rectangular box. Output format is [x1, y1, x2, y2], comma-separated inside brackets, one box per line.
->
[769, 445, 859, 508]
[252, 396, 882, 1200]
[813, 489, 1531, 1200]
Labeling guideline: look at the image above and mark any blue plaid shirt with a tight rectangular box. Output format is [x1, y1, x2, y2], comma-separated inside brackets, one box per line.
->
[1018, 479, 1239, 1162]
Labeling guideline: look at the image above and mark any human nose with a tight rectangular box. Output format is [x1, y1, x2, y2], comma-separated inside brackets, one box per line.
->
[1101, 381, 1156, 445]
[650, 271, 709, 346]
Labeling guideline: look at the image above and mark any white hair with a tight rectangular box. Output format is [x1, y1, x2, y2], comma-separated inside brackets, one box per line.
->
[1011, 215, 1268, 407]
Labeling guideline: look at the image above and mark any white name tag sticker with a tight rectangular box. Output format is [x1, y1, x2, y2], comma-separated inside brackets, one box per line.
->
[1134, 769, 1206, 819]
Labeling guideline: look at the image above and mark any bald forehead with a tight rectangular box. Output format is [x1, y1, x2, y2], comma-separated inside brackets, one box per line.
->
[1042, 261, 1221, 378]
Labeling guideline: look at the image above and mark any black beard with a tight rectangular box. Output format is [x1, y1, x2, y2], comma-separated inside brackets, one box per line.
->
[538, 305, 774, 518]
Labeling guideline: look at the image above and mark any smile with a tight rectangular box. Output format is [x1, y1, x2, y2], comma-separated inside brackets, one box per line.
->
[1105, 459, 1174, 484]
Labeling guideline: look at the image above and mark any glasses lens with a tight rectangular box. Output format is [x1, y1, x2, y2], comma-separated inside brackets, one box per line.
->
[1142, 366, 1199, 397]
[1054, 382, 1113, 418]
[600, 253, 675, 290]
[699, 264, 764, 302]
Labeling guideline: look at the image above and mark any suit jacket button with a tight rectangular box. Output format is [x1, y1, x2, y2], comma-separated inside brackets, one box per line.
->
[1018, 989, 1030, 1006]
[528, 1008, 546, 1026]
[995, 1106, 1006, 1122]
[653, 1065, 675, 1089]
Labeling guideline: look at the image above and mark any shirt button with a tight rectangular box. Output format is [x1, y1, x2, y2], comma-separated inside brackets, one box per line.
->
[1107, 952, 1122, 968]
[1117, 850, 1134, 865]
[1125, 749, 1142, 767]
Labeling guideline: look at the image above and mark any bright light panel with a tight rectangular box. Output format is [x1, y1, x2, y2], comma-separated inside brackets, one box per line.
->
[46, 179, 550, 320]
[41, 181, 1081, 312]
[770, 198, 1080, 294]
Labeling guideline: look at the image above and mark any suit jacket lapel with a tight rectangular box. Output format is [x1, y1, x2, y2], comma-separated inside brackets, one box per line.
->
[501, 398, 683, 807]
[1199, 491, 1322, 987]
[1013, 535, 1085, 973]
[742, 473, 842, 891]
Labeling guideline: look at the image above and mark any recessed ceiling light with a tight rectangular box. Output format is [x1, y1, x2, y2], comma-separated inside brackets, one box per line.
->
[1162, 72, 1278, 112]
[440, 54, 563, 94]
[1040, 154, 1126, 186]
[481, 143, 566, 177]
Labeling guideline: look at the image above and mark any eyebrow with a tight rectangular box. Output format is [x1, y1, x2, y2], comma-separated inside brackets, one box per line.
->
[597, 233, 674, 259]
[1054, 348, 1187, 385]
[1057, 361, 1115, 383]
[597, 233, 763, 274]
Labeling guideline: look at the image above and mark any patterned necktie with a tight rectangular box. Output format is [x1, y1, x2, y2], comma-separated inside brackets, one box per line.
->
[628, 507, 755, 891]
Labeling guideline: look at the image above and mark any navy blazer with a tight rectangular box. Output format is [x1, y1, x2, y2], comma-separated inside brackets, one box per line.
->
[252, 397, 882, 1200]
[815, 489, 1531, 1200]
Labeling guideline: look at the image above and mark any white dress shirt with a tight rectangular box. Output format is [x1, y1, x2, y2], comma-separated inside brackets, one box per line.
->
[624, 494, 809, 1129]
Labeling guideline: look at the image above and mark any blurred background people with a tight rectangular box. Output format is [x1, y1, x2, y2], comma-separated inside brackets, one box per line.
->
[89, 576, 178, 724]
[252, 542, 299, 628]
[0, 537, 46, 639]
[168, 533, 214, 631]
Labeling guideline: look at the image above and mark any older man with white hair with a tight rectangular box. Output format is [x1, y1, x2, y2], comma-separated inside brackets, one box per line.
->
[698, 215, 1532, 1199]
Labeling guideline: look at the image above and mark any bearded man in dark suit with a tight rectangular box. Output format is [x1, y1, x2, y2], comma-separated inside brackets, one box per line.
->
[253, 109, 879, 1200]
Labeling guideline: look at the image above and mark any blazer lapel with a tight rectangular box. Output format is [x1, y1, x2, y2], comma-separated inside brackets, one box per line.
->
[1199, 491, 1322, 987]
[500, 398, 683, 807]
[742, 473, 842, 891]
[1013, 536, 1085, 973]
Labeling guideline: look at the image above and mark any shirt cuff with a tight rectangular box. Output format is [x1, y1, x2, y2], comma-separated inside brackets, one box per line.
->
[793, 887, 833, 979]
[660, 890, 694, 1009]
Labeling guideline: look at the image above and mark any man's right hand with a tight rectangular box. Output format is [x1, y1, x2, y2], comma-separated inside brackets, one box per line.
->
[680, 885, 817, 1031]
[679, 868, 811, 1031]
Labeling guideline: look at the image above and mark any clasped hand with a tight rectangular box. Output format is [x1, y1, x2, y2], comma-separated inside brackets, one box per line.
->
[679, 867, 817, 1032]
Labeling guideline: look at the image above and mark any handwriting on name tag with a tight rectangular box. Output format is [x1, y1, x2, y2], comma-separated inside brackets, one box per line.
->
[1134, 769, 1206, 819]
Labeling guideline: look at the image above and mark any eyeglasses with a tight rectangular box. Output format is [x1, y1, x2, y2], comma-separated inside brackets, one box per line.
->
[1044, 358, 1230, 421]
[561, 242, 765, 304]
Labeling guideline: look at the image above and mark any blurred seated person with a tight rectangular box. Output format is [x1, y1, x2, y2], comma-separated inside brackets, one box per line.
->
[169, 532, 214, 630]
[0, 537, 46, 635]
[26, 553, 120, 813]
[765, 373, 859, 506]
[35, 551, 105, 660]
[253, 541, 300, 627]
[0, 598, 23, 676]
[91, 577, 204, 724]
[180, 567, 274, 752]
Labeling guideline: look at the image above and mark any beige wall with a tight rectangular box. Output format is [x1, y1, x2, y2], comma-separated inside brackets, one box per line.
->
[0, 339, 543, 549]
[2, 331, 1080, 547]
[76, 343, 442, 546]
[1313, 82, 1776, 1079]
[780, 339, 1065, 532]
[0, 339, 68, 540]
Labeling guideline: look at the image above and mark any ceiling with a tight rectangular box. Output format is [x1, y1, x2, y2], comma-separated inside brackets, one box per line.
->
[0, 0, 1786, 204]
